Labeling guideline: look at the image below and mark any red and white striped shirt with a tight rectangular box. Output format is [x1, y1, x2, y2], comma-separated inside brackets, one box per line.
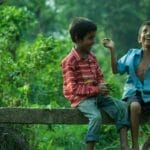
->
[61, 48, 104, 107]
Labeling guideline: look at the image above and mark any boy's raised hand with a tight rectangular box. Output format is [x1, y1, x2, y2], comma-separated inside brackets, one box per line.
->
[102, 38, 115, 50]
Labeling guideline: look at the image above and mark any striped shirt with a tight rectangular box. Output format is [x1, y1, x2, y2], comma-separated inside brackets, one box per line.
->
[61, 48, 104, 107]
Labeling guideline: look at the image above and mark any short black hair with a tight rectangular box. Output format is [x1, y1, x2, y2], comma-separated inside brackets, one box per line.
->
[69, 17, 97, 43]
[138, 21, 150, 36]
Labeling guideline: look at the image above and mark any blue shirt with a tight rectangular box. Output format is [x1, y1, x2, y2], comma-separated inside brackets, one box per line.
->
[117, 48, 150, 103]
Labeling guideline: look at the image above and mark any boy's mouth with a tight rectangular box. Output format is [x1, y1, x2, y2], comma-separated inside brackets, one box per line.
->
[145, 35, 150, 40]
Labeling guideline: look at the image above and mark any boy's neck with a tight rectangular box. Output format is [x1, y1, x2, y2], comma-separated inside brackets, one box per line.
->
[75, 46, 89, 58]
[142, 48, 150, 60]
[142, 47, 150, 54]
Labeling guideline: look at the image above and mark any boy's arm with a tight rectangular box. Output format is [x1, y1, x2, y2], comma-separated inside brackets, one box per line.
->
[102, 38, 118, 74]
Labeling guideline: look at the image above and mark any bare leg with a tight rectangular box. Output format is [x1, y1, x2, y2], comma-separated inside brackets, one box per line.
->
[142, 137, 150, 150]
[130, 102, 141, 150]
[87, 141, 95, 150]
[119, 127, 130, 150]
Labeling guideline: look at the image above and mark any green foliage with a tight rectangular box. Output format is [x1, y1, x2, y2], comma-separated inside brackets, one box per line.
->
[1, 34, 71, 107]
[0, 5, 36, 106]
[6, 0, 63, 36]
[0, 124, 29, 150]
[16, 34, 71, 107]
[0, 5, 37, 57]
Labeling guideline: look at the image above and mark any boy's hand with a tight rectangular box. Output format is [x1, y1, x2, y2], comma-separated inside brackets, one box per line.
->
[99, 83, 109, 96]
[102, 38, 115, 50]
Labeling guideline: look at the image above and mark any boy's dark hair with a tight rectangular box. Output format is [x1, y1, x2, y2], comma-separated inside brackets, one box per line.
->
[138, 21, 150, 36]
[69, 17, 97, 43]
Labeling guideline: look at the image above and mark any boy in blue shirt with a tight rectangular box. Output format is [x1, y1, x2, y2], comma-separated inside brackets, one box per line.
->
[103, 21, 150, 150]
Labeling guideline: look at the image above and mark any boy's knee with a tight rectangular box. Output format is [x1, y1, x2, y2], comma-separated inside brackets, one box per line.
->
[130, 102, 141, 114]
[114, 101, 127, 115]
[91, 113, 102, 122]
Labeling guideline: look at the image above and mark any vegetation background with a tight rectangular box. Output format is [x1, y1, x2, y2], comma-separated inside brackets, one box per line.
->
[0, 0, 149, 149]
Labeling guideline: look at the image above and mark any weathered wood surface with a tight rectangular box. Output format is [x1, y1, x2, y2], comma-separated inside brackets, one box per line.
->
[0, 107, 149, 124]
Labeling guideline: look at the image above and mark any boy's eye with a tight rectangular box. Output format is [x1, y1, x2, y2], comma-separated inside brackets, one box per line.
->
[142, 28, 147, 33]
[89, 36, 95, 40]
[89, 37, 94, 40]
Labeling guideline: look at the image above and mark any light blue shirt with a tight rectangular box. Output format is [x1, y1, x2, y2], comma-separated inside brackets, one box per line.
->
[117, 48, 150, 103]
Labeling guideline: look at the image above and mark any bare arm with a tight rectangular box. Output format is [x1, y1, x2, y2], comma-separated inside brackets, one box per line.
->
[102, 38, 118, 74]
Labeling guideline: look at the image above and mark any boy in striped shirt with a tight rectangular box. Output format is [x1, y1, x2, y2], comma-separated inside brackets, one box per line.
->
[61, 17, 129, 150]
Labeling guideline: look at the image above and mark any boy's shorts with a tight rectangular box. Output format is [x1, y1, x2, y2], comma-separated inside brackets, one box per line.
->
[124, 91, 150, 111]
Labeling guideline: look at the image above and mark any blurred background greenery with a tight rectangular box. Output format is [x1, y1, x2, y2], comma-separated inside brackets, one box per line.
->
[0, 0, 149, 149]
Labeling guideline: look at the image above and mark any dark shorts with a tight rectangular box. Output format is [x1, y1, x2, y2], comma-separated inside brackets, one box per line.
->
[123, 91, 150, 111]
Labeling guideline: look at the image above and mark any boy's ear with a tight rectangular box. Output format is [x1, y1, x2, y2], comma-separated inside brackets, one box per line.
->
[75, 36, 78, 42]
[75, 36, 81, 42]
[75, 36, 80, 41]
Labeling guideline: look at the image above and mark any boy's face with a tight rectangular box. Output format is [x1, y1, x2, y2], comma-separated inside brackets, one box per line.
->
[77, 31, 96, 53]
[138, 25, 150, 49]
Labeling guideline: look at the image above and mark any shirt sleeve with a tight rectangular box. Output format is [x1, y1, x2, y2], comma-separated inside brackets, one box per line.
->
[117, 50, 132, 74]
[61, 61, 100, 97]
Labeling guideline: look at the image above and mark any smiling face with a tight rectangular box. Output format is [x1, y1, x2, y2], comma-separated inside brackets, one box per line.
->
[77, 31, 96, 53]
[138, 24, 150, 50]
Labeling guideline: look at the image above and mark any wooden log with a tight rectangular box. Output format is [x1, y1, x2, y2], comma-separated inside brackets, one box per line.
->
[0, 107, 149, 124]
[0, 107, 112, 124]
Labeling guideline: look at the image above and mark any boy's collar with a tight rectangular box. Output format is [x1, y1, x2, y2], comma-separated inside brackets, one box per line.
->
[72, 48, 91, 60]
[132, 48, 143, 55]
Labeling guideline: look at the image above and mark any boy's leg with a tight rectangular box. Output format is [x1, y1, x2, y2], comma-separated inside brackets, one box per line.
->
[130, 101, 141, 150]
[77, 97, 102, 150]
[87, 141, 96, 150]
[97, 95, 130, 150]
[119, 127, 129, 150]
